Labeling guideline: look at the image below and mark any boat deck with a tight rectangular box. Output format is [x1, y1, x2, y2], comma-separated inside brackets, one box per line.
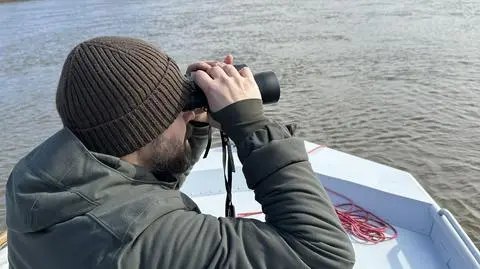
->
[182, 142, 480, 269]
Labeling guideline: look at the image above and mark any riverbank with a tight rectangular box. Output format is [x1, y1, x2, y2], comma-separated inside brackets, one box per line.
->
[0, 0, 28, 3]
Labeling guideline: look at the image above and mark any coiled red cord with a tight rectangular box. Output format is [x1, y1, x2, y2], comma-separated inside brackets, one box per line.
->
[237, 144, 398, 244]
[326, 187, 397, 243]
[237, 188, 397, 244]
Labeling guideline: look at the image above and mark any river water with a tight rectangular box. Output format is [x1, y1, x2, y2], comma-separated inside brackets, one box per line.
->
[1, 0, 479, 246]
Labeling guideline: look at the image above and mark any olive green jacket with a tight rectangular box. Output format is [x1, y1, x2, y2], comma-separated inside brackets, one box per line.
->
[6, 100, 354, 269]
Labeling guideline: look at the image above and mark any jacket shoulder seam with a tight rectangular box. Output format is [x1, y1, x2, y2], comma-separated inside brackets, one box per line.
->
[86, 212, 122, 241]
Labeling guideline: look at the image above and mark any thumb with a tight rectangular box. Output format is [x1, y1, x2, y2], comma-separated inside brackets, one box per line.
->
[183, 111, 195, 122]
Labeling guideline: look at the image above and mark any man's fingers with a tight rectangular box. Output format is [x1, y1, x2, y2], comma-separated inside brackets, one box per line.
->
[223, 55, 233, 65]
[192, 110, 209, 123]
[207, 66, 227, 79]
[187, 56, 233, 74]
[192, 71, 214, 92]
[187, 62, 212, 73]
[187, 61, 224, 73]
[182, 111, 196, 122]
[238, 67, 254, 79]
[223, 65, 238, 77]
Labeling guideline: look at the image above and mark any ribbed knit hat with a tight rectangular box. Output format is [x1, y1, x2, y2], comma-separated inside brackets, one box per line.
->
[56, 36, 193, 157]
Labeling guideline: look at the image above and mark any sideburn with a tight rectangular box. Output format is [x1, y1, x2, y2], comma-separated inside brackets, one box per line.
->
[150, 133, 192, 178]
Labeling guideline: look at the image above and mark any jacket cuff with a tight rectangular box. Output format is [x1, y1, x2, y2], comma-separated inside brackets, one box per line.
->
[243, 138, 308, 189]
[211, 99, 268, 144]
[188, 122, 210, 137]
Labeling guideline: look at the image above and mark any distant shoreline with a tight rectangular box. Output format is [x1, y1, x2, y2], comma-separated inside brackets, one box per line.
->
[0, 0, 27, 3]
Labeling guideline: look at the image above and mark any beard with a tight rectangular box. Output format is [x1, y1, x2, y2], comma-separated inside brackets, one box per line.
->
[150, 131, 192, 177]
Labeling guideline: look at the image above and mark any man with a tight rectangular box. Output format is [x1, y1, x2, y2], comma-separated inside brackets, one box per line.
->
[6, 36, 355, 269]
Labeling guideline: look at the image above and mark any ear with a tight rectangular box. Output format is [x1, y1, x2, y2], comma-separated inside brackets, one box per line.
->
[120, 150, 142, 166]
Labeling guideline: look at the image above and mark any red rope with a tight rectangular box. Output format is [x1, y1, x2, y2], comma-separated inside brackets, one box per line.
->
[307, 144, 326, 154]
[326, 187, 397, 243]
[237, 144, 398, 244]
[308, 144, 397, 243]
[237, 211, 263, 218]
[237, 188, 397, 243]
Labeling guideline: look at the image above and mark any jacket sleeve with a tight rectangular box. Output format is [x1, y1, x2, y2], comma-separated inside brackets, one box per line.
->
[119, 100, 355, 269]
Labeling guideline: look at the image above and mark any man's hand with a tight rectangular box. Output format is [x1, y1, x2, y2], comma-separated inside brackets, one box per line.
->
[191, 108, 220, 129]
[186, 55, 233, 74]
[186, 56, 235, 128]
[192, 56, 261, 113]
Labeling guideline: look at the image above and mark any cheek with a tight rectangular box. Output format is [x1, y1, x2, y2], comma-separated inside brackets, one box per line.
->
[166, 120, 187, 141]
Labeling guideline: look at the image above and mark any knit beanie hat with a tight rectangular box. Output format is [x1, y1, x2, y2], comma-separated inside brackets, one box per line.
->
[56, 36, 193, 157]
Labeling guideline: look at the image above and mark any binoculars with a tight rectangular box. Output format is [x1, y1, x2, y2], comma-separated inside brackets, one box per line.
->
[184, 64, 280, 111]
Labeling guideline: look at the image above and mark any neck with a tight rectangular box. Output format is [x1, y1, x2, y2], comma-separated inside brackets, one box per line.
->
[121, 151, 152, 169]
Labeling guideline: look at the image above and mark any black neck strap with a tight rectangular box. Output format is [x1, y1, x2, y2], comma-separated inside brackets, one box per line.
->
[202, 127, 236, 217]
